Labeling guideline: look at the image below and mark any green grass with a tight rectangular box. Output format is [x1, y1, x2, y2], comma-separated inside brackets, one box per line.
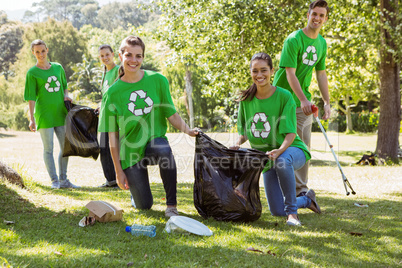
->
[1, 176, 401, 268]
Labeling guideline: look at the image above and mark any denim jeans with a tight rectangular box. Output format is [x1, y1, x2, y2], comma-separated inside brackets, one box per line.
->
[124, 138, 177, 209]
[99, 132, 116, 183]
[38, 126, 68, 182]
[263, 146, 311, 216]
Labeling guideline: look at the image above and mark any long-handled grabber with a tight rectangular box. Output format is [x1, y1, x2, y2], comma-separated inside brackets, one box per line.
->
[311, 105, 356, 195]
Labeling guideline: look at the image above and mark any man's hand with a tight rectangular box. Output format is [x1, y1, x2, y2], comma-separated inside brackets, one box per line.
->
[322, 104, 331, 120]
[300, 99, 313, 116]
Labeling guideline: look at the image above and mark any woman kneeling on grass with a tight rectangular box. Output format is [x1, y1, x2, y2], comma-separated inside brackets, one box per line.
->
[230, 52, 320, 226]
[99, 36, 199, 218]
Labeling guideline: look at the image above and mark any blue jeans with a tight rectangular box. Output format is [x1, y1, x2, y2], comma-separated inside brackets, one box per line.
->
[124, 138, 177, 209]
[38, 126, 68, 182]
[263, 147, 311, 216]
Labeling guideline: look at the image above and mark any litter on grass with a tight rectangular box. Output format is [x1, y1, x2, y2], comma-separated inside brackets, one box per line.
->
[78, 216, 96, 227]
[165, 216, 213, 236]
[354, 203, 369, 208]
[246, 247, 276, 256]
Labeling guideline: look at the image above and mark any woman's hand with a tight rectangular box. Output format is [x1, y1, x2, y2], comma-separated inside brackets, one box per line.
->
[94, 107, 100, 117]
[187, 127, 201, 137]
[29, 120, 36, 132]
[266, 149, 283, 161]
[229, 145, 240, 150]
[116, 169, 129, 190]
[64, 95, 72, 102]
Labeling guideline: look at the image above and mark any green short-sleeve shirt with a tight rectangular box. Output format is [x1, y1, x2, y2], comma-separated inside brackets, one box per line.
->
[24, 62, 68, 130]
[273, 29, 327, 107]
[102, 65, 119, 95]
[98, 70, 177, 170]
[237, 87, 311, 173]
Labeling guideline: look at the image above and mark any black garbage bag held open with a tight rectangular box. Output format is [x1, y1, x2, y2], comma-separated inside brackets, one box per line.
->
[194, 132, 269, 222]
[63, 101, 100, 160]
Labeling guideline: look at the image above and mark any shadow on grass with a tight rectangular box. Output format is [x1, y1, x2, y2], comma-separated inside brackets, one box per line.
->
[0, 132, 16, 138]
[1, 182, 401, 267]
[310, 159, 350, 167]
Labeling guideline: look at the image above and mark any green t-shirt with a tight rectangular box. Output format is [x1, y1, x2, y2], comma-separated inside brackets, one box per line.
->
[101, 65, 119, 95]
[237, 87, 311, 173]
[273, 29, 327, 107]
[24, 62, 68, 130]
[98, 70, 177, 170]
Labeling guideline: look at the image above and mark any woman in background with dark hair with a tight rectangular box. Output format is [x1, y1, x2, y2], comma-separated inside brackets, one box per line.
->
[97, 44, 119, 187]
[231, 52, 320, 226]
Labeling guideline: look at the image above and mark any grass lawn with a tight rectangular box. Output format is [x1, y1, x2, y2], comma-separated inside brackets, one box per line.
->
[0, 131, 401, 267]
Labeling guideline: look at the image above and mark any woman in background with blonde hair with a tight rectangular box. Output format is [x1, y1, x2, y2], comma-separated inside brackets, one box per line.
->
[24, 39, 80, 189]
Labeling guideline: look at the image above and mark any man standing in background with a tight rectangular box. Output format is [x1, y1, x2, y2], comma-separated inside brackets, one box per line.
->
[273, 0, 331, 209]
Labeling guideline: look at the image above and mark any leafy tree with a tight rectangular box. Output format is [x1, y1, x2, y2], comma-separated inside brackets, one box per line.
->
[97, 1, 151, 31]
[0, 10, 7, 25]
[23, 0, 99, 29]
[321, 0, 380, 132]
[155, 0, 307, 129]
[81, 3, 100, 28]
[0, 19, 24, 80]
[69, 55, 102, 101]
[22, 18, 87, 80]
[376, 0, 401, 162]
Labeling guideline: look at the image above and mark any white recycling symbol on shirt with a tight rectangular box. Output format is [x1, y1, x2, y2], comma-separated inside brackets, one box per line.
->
[45, 76, 61, 92]
[127, 90, 154, 116]
[250, 112, 271, 139]
[302, 45, 318, 66]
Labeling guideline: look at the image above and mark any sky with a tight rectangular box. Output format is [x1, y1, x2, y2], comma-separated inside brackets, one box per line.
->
[2, 0, 133, 11]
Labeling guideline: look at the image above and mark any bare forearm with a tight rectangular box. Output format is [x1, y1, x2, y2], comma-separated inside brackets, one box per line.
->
[236, 135, 248, 147]
[278, 133, 296, 153]
[286, 68, 308, 103]
[266, 133, 296, 160]
[28, 101, 35, 120]
[64, 88, 72, 101]
[316, 70, 330, 104]
[168, 112, 192, 135]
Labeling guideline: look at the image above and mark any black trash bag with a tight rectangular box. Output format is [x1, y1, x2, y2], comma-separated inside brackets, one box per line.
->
[63, 101, 100, 160]
[194, 132, 269, 222]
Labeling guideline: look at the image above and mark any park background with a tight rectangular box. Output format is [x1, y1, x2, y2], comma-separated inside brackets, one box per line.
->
[0, 0, 401, 161]
[0, 0, 401, 267]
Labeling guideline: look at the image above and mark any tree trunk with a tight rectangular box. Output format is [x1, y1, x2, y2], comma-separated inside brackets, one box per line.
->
[185, 66, 194, 128]
[0, 161, 25, 188]
[376, 0, 401, 162]
[345, 96, 354, 132]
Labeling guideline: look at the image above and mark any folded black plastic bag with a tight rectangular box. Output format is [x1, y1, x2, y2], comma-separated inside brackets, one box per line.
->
[194, 132, 269, 222]
[63, 101, 100, 160]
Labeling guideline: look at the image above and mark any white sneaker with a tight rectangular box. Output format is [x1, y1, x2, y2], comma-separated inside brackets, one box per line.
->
[286, 217, 302, 226]
[165, 207, 179, 218]
[59, 180, 80, 189]
[51, 180, 60, 189]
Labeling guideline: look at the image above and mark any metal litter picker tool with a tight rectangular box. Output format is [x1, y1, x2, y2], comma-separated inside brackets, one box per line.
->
[311, 105, 356, 195]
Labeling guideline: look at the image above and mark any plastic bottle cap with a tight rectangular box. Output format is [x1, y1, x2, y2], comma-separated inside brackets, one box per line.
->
[125, 226, 131, 232]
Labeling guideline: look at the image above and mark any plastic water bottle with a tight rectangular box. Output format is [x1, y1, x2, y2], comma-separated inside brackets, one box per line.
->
[125, 224, 156, 237]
